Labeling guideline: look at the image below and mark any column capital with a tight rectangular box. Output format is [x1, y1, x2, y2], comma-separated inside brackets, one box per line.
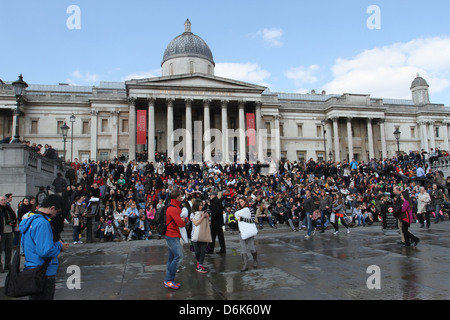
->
[185, 98, 193, 106]
[128, 97, 136, 106]
[255, 101, 262, 109]
[330, 116, 339, 122]
[346, 116, 353, 122]
[203, 98, 211, 106]
[366, 117, 373, 123]
[167, 98, 174, 107]
[238, 100, 245, 108]
[147, 96, 155, 105]
[91, 109, 98, 116]
[110, 110, 119, 116]
[221, 99, 229, 107]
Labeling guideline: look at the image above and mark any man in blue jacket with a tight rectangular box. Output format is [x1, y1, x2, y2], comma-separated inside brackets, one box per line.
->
[19, 194, 69, 300]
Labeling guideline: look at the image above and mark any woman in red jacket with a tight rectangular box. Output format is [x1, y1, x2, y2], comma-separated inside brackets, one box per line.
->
[164, 189, 187, 290]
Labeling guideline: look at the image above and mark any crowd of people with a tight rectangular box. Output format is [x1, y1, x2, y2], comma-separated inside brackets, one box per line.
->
[2, 152, 450, 277]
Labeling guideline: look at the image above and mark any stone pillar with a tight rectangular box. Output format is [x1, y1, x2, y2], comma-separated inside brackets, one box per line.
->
[203, 99, 211, 163]
[128, 97, 136, 161]
[274, 115, 281, 162]
[325, 121, 332, 161]
[238, 100, 246, 162]
[167, 98, 174, 160]
[429, 120, 436, 150]
[379, 119, 387, 160]
[255, 101, 264, 163]
[185, 98, 193, 164]
[221, 99, 228, 164]
[346, 117, 353, 161]
[443, 121, 450, 152]
[90, 109, 98, 161]
[367, 118, 374, 160]
[332, 117, 340, 162]
[110, 110, 119, 159]
[421, 120, 429, 152]
[147, 97, 156, 163]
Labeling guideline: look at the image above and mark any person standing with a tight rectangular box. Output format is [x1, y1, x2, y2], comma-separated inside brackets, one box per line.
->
[235, 196, 258, 272]
[330, 193, 350, 235]
[208, 191, 226, 254]
[319, 190, 332, 233]
[164, 189, 186, 290]
[417, 186, 431, 228]
[0, 196, 17, 273]
[399, 191, 420, 247]
[303, 190, 315, 239]
[431, 184, 444, 224]
[190, 199, 209, 273]
[19, 195, 69, 300]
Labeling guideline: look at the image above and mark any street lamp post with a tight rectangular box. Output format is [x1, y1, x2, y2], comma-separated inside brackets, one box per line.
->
[10, 74, 28, 143]
[394, 128, 401, 156]
[60, 122, 70, 164]
[70, 113, 76, 162]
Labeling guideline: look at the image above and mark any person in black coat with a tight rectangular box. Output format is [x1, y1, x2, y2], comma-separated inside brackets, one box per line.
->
[208, 191, 226, 254]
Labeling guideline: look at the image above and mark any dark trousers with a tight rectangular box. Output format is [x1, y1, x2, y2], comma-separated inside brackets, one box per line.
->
[401, 222, 419, 245]
[418, 213, 430, 227]
[209, 226, 226, 253]
[29, 276, 56, 300]
[193, 241, 207, 265]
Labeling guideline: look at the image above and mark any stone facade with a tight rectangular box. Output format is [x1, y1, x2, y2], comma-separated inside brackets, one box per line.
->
[0, 21, 449, 165]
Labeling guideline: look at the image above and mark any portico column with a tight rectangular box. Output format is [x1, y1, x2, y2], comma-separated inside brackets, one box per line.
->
[379, 119, 387, 160]
[332, 117, 340, 162]
[429, 120, 436, 150]
[367, 118, 374, 160]
[238, 100, 246, 162]
[185, 98, 193, 164]
[111, 110, 119, 159]
[128, 97, 136, 161]
[221, 99, 229, 164]
[147, 97, 155, 163]
[443, 121, 450, 152]
[421, 120, 429, 152]
[255, 101, 264, 163]
[346, 117, 354, 161]
[167, 98, 174, 160]
[274, 115, 281, 162]
[90, 109, 98, 161]
[203, 99, 211, 163]
[325, 121, 332, 161]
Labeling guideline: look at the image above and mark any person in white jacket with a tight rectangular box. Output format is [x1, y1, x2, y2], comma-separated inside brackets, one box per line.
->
[234, 196, 258, 272]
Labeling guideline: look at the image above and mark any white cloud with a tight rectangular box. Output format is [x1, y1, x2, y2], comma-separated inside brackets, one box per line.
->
[122, 69, 161, 81]
[67, 70, 99, 84]
[259, 28, 284, 47]
[323, 37, 450, 99]
[215, 62, 271, 87]
[285, 64, 320, 88]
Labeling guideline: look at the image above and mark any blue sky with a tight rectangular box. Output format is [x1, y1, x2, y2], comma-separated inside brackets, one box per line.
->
[1, 0, 450, 106]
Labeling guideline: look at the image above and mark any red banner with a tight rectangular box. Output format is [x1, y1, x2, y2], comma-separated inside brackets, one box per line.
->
[137, 110, 147, 145]
[246, 113, 256, 146]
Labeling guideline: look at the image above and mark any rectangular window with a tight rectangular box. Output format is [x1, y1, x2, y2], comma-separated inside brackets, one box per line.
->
[31, 120, 38, 134]
[122, 119, 129, 133]
[57, 121, 64, 135]
[82, 121, 90, 134]
[317, 125, 322, 137]
[265, 122, 271, 134]
[297, 151, 306, 161]
[101, 119, 108, 132]
[297, 125, 303, 137]
[410, 127, 415, 138]
[279, 124, 284, 136]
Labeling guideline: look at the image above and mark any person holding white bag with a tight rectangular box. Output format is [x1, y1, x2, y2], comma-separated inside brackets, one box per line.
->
[235, 196, 258, 272]
[190, 199, 210, 273]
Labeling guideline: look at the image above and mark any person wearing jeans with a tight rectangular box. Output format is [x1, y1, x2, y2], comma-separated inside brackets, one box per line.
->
[303, 190, 315, 238]
[164, 190, 186, 290]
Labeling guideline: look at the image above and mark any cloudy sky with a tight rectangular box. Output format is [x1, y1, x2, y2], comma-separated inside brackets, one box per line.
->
[1, 0, 449, 106]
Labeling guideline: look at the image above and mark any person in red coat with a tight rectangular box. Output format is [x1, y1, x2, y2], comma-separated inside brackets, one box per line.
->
[164, 189, 186, 290]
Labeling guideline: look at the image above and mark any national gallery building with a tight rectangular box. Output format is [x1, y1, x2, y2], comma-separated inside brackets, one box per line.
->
[1, 20, 449, 164]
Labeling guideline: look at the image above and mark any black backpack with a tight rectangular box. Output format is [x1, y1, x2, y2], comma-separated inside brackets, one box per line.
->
[155, 204, 175, 235]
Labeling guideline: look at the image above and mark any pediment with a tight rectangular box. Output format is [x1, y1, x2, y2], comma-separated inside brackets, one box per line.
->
[126, 73, 266, 94]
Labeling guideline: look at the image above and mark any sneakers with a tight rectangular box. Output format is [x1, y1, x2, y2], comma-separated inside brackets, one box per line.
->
[196, 264, 208, 273]
[164, 281, 181, 290]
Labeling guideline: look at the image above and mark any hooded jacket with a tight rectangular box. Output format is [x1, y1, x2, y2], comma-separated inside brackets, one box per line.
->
[19, 213, 63, 276]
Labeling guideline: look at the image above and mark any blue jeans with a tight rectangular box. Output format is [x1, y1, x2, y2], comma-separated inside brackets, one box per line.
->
[305, 212, 314, 236]
[165, 236, 182, 282]
[434, 204, 442, 223]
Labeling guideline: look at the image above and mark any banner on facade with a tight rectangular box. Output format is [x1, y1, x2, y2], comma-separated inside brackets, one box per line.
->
[137, 110, 147, 145]
[246, 113, 256, 146]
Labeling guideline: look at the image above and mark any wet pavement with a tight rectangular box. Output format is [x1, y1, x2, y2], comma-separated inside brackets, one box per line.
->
[1, 222, 449, 301]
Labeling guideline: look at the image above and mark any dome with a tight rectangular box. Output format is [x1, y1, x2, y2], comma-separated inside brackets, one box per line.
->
[411, 74, 429, 89]
[162, 20, 215, 66]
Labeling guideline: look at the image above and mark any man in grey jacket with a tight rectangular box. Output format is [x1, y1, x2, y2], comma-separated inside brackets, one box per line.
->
[304, 190, 315, 238]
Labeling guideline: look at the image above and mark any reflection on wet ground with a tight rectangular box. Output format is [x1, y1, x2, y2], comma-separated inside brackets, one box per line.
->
[1, 222, 449, 300]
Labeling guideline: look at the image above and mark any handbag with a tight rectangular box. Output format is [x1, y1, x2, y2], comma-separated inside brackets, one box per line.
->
[426, 204, 436, 213]
[4, 249, 50, 298]
[197, 218, 212, 243]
